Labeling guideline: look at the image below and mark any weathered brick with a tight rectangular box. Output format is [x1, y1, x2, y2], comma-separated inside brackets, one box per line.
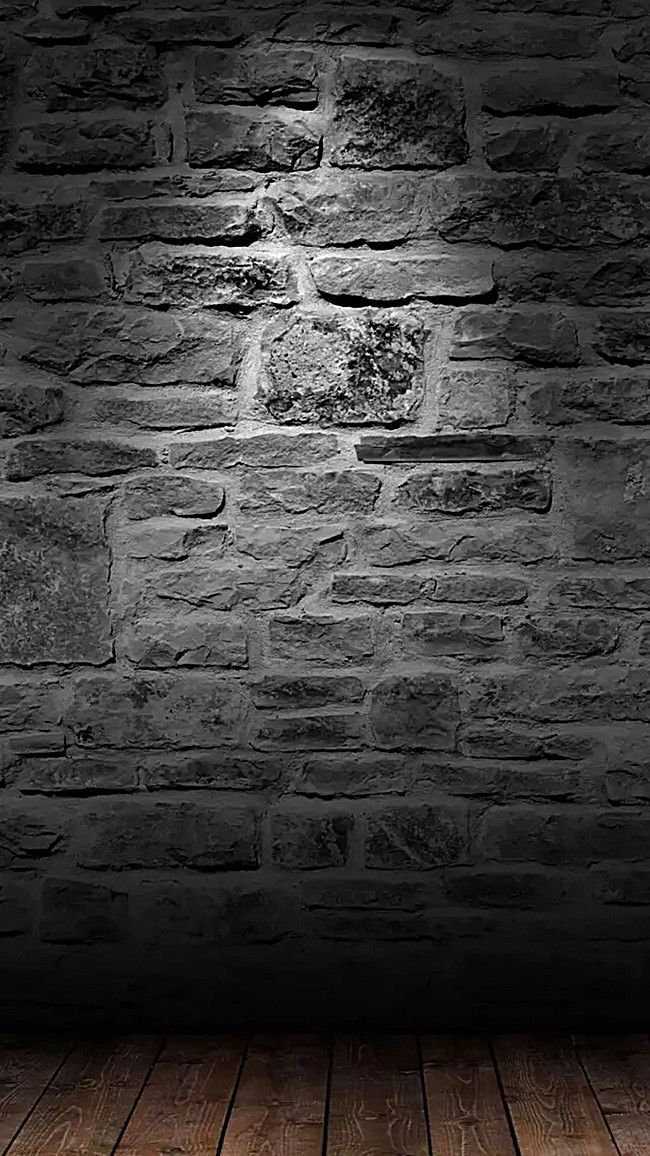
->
[399, 610, 506, 659]
[485, 124, 568, 173]
[593, 312, 650, 365]
[40, 878, 128, 943]
[142, 754, 282, 793]
[17, 755, 139, 795]
[17, 118, 169, 171]
[123, 244, 299, 309]
[170, 433, 337, 470]
[0, 495, 111, 666]
[95, 391, 238, 431]
[7, 438, 156, 480]
[436, 368, 512, 430]
[331, 573, 436, 605]
[459, 723, 591, 761]
[410, 15, 598, 57]
[432, 174, 650, 249]
[122, 474, 224, 520]
[22, 256, 110, 301]
[238, 469, 380, 516]
[548, 576, 650, 611]
[195, 46, 318, 107]
[560, 440, 650, 560]
[0, 682, 63, 733]
[251, 674, 364, 709]
[127, 565, 305, 613]
[22, 16, 90, 40]
[120, 523, 228, 564]
[123, 614, 248, 670]
[260, 313, 425, 425]
[273, 8, 395, 44]
[445, 868, 565, 908]
[308, 251, 494, 304]
[71, 675, 243, 748]
[395, 466, 552, 516]
[99, 199, 263, 243]
[0, 803, 65, 869]
[271, 809, 352, 869]
[530, 375, 650, 425]
[0, 194, 86, 254]
[482, 67, 619, 115]
[187, 109, 321, 171]
[358, 520, 555, 567]
[78, 800, 260, 870]
[254, 713, 364, 750]
[516, 615, 620, 660]
[269, 614, 374, 665]
[268, 173, 423, 246]
[478, 0, 603, 12]
[442, 575, 527, 605]
[233, 523, 345, 568]
[577, 118, 650, 175]
[0, 383, 63, 436]
[451, 310, 579, 366]
[496, 254, 650, 306]
[476, 806, 650, 865]
[366, 802, 469, 868]
[296, 755, 408, 798]
[465, 668, 650, 723]
[24, 44, 165, 111]
[13, 306, 242, 386]
[330, 55, 467, 170]
[370, 675, 460, 750]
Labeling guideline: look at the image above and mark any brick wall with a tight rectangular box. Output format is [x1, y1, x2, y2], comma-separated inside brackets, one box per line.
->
[0, 0, 649, 1028]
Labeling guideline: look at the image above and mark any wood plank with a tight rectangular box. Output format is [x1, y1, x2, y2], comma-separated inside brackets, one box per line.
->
[0, 1036, 72, 1154]
[327, 1034, 429, 1156]
[421, 1035, 517, 1156]
[5, 1036, 159, 1156]
[575, 1034, 650, 1156]
[220, 1034, 329, 1156]
[493, 1035, 618, 1156]
[114, 1035, 246, 1156]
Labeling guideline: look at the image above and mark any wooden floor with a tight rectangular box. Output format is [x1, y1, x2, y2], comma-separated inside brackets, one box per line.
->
[0, 1034, 648, 1155]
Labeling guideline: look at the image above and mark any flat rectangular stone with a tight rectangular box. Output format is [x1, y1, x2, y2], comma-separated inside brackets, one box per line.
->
[356, 434, 548, 462]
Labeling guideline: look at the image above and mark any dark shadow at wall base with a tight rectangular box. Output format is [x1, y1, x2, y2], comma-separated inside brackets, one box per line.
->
[3, 939, 646, 1032]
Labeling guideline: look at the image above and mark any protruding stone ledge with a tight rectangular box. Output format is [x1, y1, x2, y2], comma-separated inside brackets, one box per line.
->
[355, 434, 549, 463]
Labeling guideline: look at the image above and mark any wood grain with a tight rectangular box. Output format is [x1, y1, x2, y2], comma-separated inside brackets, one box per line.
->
[219, 1034, 329, 1156]
[574, 1033, 650, 1156]
[493, 1035, 618, 1156]
[327, 1034, 429, 1156]
[0, 1036, 72, 1154]
[422, 1035, 516, 1156]
[114, 1034, 246, 1156]
[5, 1036, 159, 1156]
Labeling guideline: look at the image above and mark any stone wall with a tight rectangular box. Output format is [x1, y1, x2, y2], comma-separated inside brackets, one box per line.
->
[0, 0, 649, 1028]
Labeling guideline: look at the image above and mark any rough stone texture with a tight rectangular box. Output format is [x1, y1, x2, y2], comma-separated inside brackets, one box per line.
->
[0, 496, 112, 665]
[16, 118, 169, 172]
[122, 245, 300, 308]
[11, 306, 242, 385]
[24, 46, 166, 111]
[330, 56, 468, 170]
[0, 0, 647, 1032]
[260, 313, 425, 424]
[308, 251, 494, 303]
[195, 47, 319, 107]
[187, 109, 321, 171]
